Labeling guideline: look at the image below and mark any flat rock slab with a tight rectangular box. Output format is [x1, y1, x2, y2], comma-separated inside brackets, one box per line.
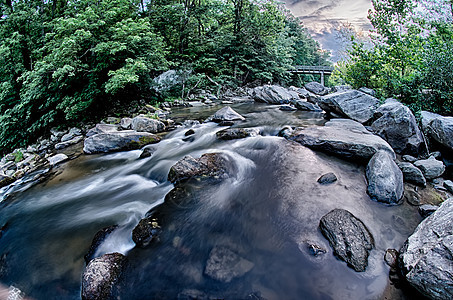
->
[204, 246, 254, 283]
[366, 151, 404, 205]
[399, 198, 453, 300]
[319, 209, 374, 272]
[83, 131, 160, 154]
[318, 90, 380, 124]
[168, 153, 229, 184]
[82, 252, 126, 300]
[289, 119, 394, 162]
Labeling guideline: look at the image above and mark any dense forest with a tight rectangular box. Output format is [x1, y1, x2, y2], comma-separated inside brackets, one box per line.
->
[0, 0, 329, 153]
[337, 0, 453, 115]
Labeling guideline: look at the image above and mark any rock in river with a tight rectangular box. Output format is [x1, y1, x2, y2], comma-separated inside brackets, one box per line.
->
[397, 162, 427, 187]
[289, 119, 394, 162]
[399, 198, 453, 300]
[132, 209, 162, 248]
[81, 252, 126, 300]
[131, 116, 166, 133]
[168, 153, 229, 184]
[83, 131, 160, 154]
[319, 209, 374, 272]
[317, 90, 380, 124]
[205, 106, 245, 123]
[414, 156, 446, 180]
[252, 85, 299, 104]
[304, 82, 329, 96]
[371, 100, 425, 156]
[204, 246, 254, 283]
[428, 115, 453, 151]
[366, 151, 404, 205]
[216, 128, 260, 140]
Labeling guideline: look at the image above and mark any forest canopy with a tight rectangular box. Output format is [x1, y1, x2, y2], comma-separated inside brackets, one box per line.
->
[0, 0, 328, 153]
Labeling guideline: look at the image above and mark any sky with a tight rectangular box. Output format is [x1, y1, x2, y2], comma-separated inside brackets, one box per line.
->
[284, 0, 373, 62]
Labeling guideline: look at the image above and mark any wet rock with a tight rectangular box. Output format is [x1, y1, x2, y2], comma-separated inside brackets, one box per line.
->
[252, 85, 299, 104]
[139, 147, 155, 159]
[279, 105, 297, 111]
[427, 116, 453, 151]
[404, 189, 421, 206]
[132, 209, 162, 248]
[81, 252, 126, 300]
[61, 127, 82, 142]
[319, 209, 374, 272]
[289, 119, 394, 162]
[216, 128, 260, 140]
[185, 129, 195, 136]
[47, 154, 69, 167]
[317, 90, 380, 124]
[83, 131, 160, 154]
[304, 82, 329, 96]
[418, 204, 438, 219]
[429, 151, 442, 160]
[371, 100, 425, 156]
[420, 111, 440, 134]
[168, 153, 229, 184]
[366, 151, 404, 205]
[289, 86, 312, 98]
[278, 126, 293, 138]
[182, 120, 200, 127]
[444, 180, 453, 194]
[397, 162, 426, 187]
[120, 117, 133, 130]
[317, 172, 337, 185]
[86, 124, 119, 137]
[0, 175, 15, 188]
[399, 198, 453, 300]
[177, 289, 208, 300]
[358, 87, 376, 96]
[292, 99, 323, 112]
[55, 135, 84, 150]
[384, 249, 399, 268]
[402, 155, 418, 163]
[205, 106, 245, 123]
[131, 116, 166, 133]
[204, 246, 254, 283]
[84, 225, 118, 264]
[218, 120, 235, 126]
[414, 156, 445, 180]
[307, 242, 327, 256]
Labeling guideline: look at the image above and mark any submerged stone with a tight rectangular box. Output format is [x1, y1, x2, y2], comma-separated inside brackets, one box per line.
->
[204, 246, 254, 283]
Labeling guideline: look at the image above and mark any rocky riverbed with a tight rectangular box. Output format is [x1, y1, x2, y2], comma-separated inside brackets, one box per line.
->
[0, 83, 452, 300]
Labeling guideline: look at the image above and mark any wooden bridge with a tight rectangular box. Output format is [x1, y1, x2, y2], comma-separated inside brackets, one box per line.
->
[290, 65, 334, 86]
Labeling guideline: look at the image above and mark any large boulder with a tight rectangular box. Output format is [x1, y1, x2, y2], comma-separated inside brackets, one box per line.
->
[317, 90, 380, 124]
[428, 116, 453, 151]
[366, 151, 404, 205]
[205, 106, 245, 123]
[252, 85, 299, 104]
[414, 157, 446, 180]
[204, 246, 254, 283]
[84, 225, 118, 264]
[319, 209, 374, 272]
[397, 162, 427, 187]
[132, 209, 162, 248]
[86, 124, 119, 137]
[420, 111, 440, 134]
[304, 82, 329, 96]
[216, 128, 260, 140]
[83, 131, 160, 154]
[371, 100, 425, 155]
[399, 198, 453, 300]
[81, 252, 126, 300]
[131, 116, 166, 133]
[292, 99, 323, 112]
[289, 119, 394, 162]
[168, 153, 229, 184]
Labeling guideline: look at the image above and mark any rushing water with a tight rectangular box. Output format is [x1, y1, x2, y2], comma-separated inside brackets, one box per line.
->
[0, 103, 424, 299]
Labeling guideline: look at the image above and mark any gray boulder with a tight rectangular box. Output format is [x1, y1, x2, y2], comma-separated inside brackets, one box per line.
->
[289, 86, 312, 98]
[252, 85, 299, 104]
[168, 153, 229, 184]
[366, 151, 404, 205]
[86, 124, 119, 137]
[204, 246, 254, 283]
[131, 116, 165, 133]
[418, 204, 439, 219]
[358, 87, 376, 96]
[54, 135, 84, 150]
[205, 106, 245, 123]
[120, 118, 133, 130]
[420, 111, 441, 134]
[397, 162, 427, 187]
[292, 99, 323, 112]
[304, 82, 329, 96]
[414, 157, 445, 180]
[399, 198, 453, 300]
[319, 209, 374, 272]
[289, 119, 394, 162]
[317, 90, 380, 124]
[444, 180, 453, 194]
[371, 100, 425, 155]
[47, 154, 69, 167]
[428, 116, 453, 150]
[81, 252, 125, 300]
[83, 131, 160, 154]
[61, 127, 82, 142]
[216, 128, 260, 140]
[84, 225, 118, 264]
[317, 172, 337, 184]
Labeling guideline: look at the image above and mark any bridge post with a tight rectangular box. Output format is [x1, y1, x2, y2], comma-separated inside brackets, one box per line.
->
[320, 72, 325, 86]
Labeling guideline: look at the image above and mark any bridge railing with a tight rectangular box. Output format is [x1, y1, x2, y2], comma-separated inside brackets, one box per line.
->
[292, 65, 334, 72]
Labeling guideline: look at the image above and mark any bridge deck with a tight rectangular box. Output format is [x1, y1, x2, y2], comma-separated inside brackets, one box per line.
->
[290, 65, 334, 74]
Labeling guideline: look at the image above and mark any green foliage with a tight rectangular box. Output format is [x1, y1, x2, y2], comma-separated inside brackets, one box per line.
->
[0, 0, 328, 154]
